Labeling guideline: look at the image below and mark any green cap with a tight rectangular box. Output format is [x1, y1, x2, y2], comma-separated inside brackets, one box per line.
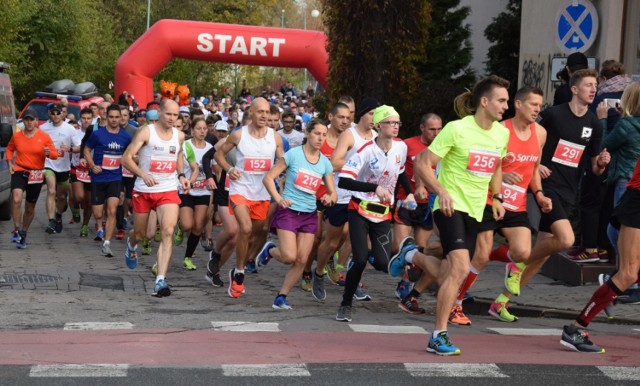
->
[373, 105, 399, 124]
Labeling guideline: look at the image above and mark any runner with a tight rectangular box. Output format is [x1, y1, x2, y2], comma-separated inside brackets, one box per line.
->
[122, 100, 190, 297]
[71, 108, 94, 238]
[84, 104, 132, 257]
[334, 105, 409, 322]
[259, 119, 336, 309]
[448, 86, 552, 325]
[390, 75, 511, 355]
[214, 97, 285, 298]
[40, 103, 81, 234]
[560, 157, 640, 353]
[6, 108, 58, 248]
[175, 117, 214, 270]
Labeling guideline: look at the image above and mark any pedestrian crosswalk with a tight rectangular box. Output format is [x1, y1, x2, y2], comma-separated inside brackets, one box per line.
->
[29, 364, 129, 378]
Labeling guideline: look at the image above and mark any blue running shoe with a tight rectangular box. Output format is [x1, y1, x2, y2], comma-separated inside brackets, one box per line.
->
[427, 331, 461, 356]
[272, 294, 292, 310]
[95, 229, 105, 241]
[256, 241, 276, 267]
[125, 238, 138, 269]
[152, 279, 171, 297]
[388, 236, 416, 277]
[11, 230, 21, 243]
[395, 280, 413, 300]
[245, 260, 258, 273]
[16, 231, 27, 249]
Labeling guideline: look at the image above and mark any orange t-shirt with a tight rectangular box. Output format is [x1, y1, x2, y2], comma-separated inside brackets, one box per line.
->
[6, 129, 58, 172]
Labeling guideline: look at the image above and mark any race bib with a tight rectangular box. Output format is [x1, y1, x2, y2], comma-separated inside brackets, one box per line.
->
[467, 148, 500, 177]
[102, 154, 122, 170]
[149, 157, 177, 174]
[294, 168, 322, 194]
[243, 156, 272, 174]
[28, 169, 44, 184]
[122, 166, 134, 178]
[551, 139, 585, 168]
[76, 169, 91, 183]
[192, 179, 208, 190]
[501, 183, 527, 211]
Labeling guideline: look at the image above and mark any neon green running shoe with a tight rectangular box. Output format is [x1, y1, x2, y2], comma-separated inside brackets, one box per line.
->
[488, 301, 518, 322]
[151, 262, 158, 276]
[505, 262, 524, 296]
[142, 237, 152, 255]
[80, 225, 89, 237]
[174, 228, 184, 246]
[154, 229, 161, 242]
[183, 257, 197, 270]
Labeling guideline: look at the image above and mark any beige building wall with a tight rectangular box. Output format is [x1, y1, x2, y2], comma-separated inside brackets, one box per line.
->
[518, 0, 637, 106]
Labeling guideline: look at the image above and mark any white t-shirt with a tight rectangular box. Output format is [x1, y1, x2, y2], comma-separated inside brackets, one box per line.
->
[279, 129, 305, 148]
[40, 121, 80, 172]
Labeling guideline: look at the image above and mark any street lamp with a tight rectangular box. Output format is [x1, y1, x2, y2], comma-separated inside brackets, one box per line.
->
[281, 9, 285, 27]
[303, 7, 319, 92]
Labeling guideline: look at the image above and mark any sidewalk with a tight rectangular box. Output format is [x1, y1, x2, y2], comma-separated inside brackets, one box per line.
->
[1, 195, 639, 325]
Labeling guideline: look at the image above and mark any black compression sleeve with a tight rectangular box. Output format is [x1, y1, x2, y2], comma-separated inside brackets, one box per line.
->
[338, 177, 378, 193]
[397, 172, 412, 195]
[201, 146, 216, 180]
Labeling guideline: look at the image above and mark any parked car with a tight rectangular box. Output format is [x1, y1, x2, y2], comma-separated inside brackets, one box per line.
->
[0, 62, 17, 220]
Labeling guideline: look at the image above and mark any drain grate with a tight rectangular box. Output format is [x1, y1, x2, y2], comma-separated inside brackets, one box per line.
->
[0, 274, 58, 284]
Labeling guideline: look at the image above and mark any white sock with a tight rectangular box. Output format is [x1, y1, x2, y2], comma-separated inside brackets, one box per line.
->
[103, 240, 110, 247]
[156, 275, 165, 284]
[235, 269, 245, 275]
[432, 330, 444, 339]
[507, 250, 516, 263]
[469, 264, 480, 275]
[405, 249, 417, 264]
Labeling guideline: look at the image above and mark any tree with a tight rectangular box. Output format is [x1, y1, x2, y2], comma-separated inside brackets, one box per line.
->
[485, 0, 521, 118]
[322, 1, 430, 135]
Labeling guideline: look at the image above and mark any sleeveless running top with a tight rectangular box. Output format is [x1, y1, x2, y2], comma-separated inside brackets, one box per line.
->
[134, 124, 180, 193]
[336, 126, 378, 204]
[181, 138, 213, 196]
[230, 125, 277, 201]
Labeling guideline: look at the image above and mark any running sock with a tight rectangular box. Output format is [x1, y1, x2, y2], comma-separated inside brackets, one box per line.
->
[404, 249, 417, 264]
[408, 288, 421, 299]
[456, 267, 479, 303]
[103, 240, 110, 246]
[432, 330, 444, 339]
[156, 275, 165, 284]
[277, 293, 287, 298]
[185, 232, 200, 258]
[235, 268, 245, 275]
[495, 293, 510, 304]
[577, 279, 624, 327]
[489, 245, 510, 262]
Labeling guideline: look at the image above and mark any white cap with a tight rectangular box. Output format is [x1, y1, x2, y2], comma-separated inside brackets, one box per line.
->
[179, 106, 190, 114]
[214, 120, 229, 132]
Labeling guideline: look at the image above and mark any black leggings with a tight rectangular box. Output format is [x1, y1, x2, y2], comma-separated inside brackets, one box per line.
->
[341, 210, 391, 306]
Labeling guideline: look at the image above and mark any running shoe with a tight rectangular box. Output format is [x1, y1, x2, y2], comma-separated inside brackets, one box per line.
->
[488, 301, 518, 322]
[388, 236, 417, 277]
[617, 288, 640, 304]
[205, 272, 224, 287]
[152, 279, 171, 297]
[207, 250, 221, 276]
[227, 269, 245, 298]
[46, 220, 56, 234]
[151, 263, 158, 276]
[335, 305, 352, 322]
[80, 225, 89, 237]
[54, 217, 63, 233]
[560, 325, 604, 353]
[200, 236, 209, 250]
[505, 262, 524, 296]
[72, 213, 81, 224]
[174, 227, 184, 246]
[597, 249, 610, 263]
[407, 263, 423, 282]
[16, 231, 27, 249]
[568, 249, 600, 263]
[399, 296, 425, 315]
[141, 237, 151, 255]
[395, 280, 413, 300]
[301, 271, 312, 292]
[124, 238, 138, 269]
[102, 243, 114, 257]
[154, 229, 161, 242]
[116, 229, 126, 240]
[564, 246, 584, 258]
[326, 256, 342, 284]
[427, 331, 461, 356]
[312, 270, 326, 302]
[11, 230, 20, 243]
[272, 295, 292, 310]
[256, 241, 275, 267]
[95, 229, 105, 241]
[598, 273, 614, 319]
[336, 273, 346, 286]
[448, 305, 471, 326]
[245, 260, 258, 273]
[183, 257, 197, 270]
[203, 238, 214, 252]
[353, 285, 371, 301]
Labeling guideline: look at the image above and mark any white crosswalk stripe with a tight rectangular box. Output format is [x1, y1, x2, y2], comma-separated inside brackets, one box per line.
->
[222, 364, 310, 377]
[488, 328, 563, 335]
[211, 321, 280, 332]
[598, 366, 640, 381]
[349, 324, 427, 334]
[405, 363, 508, 378]
[30, 364, 129, 377]
[64, 322, 134, 331]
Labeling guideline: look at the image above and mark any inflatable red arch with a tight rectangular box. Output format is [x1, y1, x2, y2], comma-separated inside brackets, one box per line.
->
[115, 19, 329, 106]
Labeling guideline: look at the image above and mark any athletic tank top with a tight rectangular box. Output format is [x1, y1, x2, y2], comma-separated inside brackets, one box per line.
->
[487, 119, 540, 212]
[134, 124, 180, 193]
[230, 125, 276, 201]
[336, 126, 378, 204]
[181, 139, 213, 196]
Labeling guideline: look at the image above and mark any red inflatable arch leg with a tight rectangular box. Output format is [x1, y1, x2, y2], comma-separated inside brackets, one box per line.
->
[115, 20, 328, 106]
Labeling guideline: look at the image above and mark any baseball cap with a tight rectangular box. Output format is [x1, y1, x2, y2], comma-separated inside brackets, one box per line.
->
[373, 105, 399, 124]
[22, 108, 38, 120]
[566, 52, 588, 70]
[48, 103, 63, 113]
[179, 106, 190, 115]
[214, 120, 229, 132]
[146, 109, 160, 121]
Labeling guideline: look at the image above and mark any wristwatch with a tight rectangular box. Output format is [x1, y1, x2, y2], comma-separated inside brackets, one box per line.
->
[492, 193, 504, 203]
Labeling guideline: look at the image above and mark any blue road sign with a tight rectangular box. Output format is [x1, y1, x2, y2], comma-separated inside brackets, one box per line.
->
[555, 0, 599, 53]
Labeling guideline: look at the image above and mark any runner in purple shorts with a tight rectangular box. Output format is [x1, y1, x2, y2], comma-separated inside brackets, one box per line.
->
[258, 119, 337, 309]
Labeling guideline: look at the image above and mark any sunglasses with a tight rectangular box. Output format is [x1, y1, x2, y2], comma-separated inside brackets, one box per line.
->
[50, 111, 62, 116]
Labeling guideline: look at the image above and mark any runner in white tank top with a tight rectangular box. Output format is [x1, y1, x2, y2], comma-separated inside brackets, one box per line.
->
[214, 97, 285, 299]
[122, 100, 189, 298]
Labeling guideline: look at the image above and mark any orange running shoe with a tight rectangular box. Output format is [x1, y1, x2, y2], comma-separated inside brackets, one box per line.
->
[448, 304, 472, 326]
[227, 269, 245, 298]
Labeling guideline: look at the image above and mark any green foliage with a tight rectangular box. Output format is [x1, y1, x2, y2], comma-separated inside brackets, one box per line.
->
[485, 0, 521, 118]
